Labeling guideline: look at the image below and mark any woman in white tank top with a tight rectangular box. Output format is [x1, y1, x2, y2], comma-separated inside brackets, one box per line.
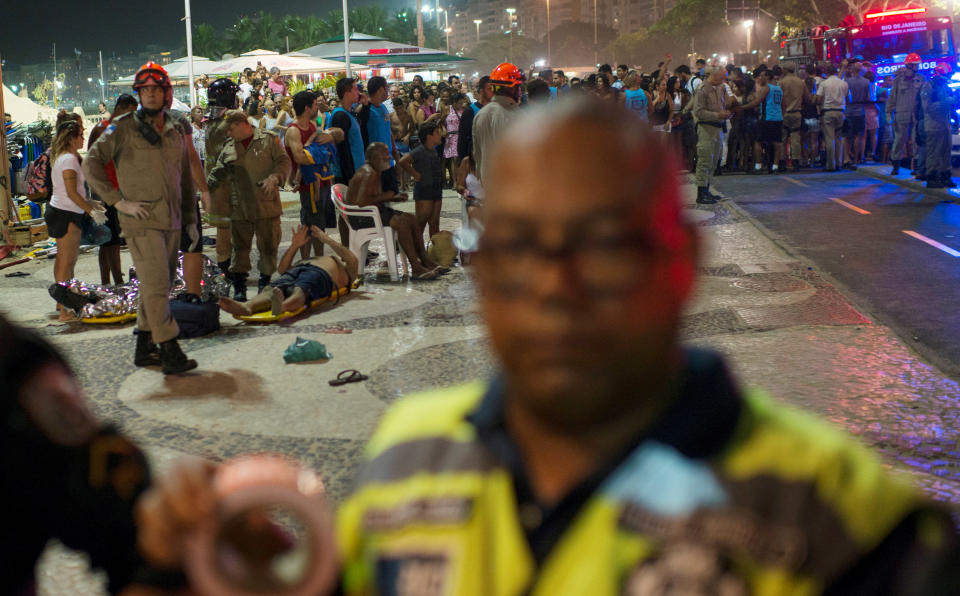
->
[44, 120, 105, 321]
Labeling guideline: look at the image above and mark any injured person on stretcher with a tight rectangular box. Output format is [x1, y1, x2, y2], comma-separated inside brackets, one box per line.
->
[218, 224, 359, 317]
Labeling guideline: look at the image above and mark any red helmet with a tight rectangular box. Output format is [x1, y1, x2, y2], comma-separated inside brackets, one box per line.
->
[133, 61, 172, 90]
[905, 53, 922, 65]
[935, 62, 952, 75]
[489, 62, 524, 88]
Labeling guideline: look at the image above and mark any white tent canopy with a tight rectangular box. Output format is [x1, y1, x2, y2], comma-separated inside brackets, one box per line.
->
[207, 49, 346, 75]
[164, 55, 218, 78]
[113, 56, 217, 85]
[3, 85, 57, 123]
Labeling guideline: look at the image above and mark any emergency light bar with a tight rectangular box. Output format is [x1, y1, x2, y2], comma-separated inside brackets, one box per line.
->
[864, 7, 926, 19]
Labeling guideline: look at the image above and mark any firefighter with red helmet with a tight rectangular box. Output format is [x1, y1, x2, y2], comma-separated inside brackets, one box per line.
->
[473, 62, 525, 184]
[886, 53, 925, 175]
[83, 61, 199, 374]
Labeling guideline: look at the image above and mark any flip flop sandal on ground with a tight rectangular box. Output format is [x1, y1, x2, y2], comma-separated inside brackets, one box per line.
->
[411, 270, 438, 281]
[329, 369, 369, 386]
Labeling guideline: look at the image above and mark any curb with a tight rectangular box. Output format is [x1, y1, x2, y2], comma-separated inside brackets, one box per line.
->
[855, 165, 960, 201]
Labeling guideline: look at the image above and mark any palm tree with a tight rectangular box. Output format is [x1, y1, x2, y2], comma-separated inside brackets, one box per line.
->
[382, 9, 417, 45]
[226, 14, 255, 56]
[192, 23, 223, 60]
[325, 10, 344, 35]
[251, 11, 282, 52]
[290, 14, 335, 50]
[282, 15, 304, 50]
[350, 6, 389, 36]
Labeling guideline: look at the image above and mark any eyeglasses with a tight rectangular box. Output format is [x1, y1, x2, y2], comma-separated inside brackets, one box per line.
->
[477, 230, 661, 296]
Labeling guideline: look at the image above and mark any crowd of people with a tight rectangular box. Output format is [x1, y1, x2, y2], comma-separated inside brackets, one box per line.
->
[36, 52, 959, 368]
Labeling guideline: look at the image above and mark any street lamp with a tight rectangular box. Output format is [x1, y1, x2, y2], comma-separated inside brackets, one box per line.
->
[445, 27, 452, 54]
[474, 19, 482, 42]
[593, 0, 598, 65]
[742, 20, 754, 55]
[506, 8, 516, 64]
[546, 0, 551, 66]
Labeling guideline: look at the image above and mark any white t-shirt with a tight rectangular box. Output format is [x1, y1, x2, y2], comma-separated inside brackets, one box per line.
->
[50, 153, 86, 214]
[239, 82, 253, 102]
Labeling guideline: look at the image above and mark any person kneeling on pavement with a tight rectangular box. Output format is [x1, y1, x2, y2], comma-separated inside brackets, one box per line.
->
[207, 109, 291, 301]
[346, 142, 447, 280]
[219, 224, 358, 317]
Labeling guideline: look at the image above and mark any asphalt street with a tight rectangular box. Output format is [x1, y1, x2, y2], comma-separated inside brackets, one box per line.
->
[712, 168, 960, 376]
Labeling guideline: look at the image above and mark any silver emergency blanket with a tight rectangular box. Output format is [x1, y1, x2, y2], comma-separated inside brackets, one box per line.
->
[58, 255, 230, 318]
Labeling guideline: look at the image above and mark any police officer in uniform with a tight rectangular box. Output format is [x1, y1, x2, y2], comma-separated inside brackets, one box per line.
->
[205, 78, 240, 273]
[84, 62, 198, 374]
[921, 64, 955, 189]
[207, 110, 291, 300]
[886, 54, 924, 175]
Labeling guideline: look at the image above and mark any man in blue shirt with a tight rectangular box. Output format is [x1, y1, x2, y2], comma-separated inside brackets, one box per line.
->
[359, 76, 400, 197]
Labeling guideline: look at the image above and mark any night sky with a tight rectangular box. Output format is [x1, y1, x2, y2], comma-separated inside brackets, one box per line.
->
[1, 0, 400, 69]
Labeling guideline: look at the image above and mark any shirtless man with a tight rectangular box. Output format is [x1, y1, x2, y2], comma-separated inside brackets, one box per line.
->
[219, 224, 359, 317]
[346, 142, 443, 280]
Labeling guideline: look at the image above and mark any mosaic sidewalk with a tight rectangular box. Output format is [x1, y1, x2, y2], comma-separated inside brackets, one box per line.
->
[1, 186, 958, 594]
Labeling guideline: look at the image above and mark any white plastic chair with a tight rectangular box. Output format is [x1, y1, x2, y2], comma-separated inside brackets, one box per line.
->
[331, 184, 407, 282]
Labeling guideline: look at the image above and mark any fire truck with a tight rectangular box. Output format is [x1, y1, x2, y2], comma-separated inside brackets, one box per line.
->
[780, 7, 960, 165]
[780, 7, 957, 77]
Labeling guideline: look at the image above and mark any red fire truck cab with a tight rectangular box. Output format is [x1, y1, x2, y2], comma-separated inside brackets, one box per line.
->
[781, 8, 956, 76]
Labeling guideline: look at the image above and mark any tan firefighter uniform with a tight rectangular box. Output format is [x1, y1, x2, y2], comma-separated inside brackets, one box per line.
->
[83, 110, 196, 343]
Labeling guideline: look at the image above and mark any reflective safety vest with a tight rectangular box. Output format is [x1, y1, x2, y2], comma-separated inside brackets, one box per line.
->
[338, 379, 949, 596]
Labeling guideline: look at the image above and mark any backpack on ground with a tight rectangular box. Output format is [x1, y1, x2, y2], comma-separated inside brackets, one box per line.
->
[170, 297, 221, 338]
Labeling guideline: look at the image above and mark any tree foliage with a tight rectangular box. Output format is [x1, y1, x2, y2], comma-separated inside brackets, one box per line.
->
[192, 8, 448, 61]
